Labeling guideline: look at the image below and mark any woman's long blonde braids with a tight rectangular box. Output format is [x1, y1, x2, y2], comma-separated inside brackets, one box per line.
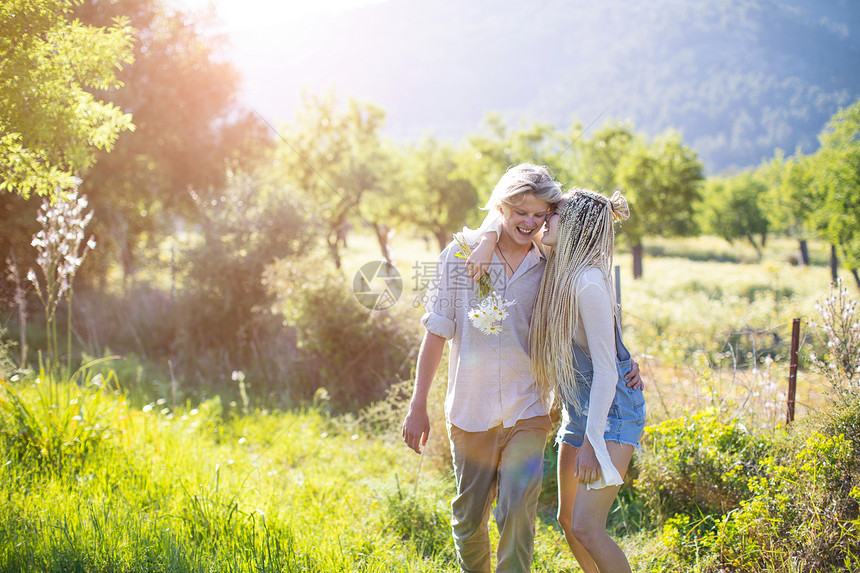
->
[530, 188, 628, 410]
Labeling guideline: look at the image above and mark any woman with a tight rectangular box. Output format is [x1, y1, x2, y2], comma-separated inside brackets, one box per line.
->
[532, 187, 645, 573]
[467, 187, 645, 572]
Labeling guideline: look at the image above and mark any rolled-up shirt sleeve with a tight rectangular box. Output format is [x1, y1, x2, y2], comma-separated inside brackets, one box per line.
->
[420, 243, 459, 340]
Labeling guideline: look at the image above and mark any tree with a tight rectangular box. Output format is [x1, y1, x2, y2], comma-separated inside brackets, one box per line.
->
[0, 0, 135, 198]
[697, 171, 770, 259]
[176, 169, 314, 382]
[276, 92, 387, 270]
[457, 115, 569, 211]
[402, 138, 479, 251]
[617, 129, 704, 278]
[72, 0, 270, 284]
[354, 142, 407, 266]
[573, 121, 640, 194]
[761, 150, 816, 266]
[811, 98, 860, 289]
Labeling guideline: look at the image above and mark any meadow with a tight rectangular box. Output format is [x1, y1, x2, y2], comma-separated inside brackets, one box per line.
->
[1, 230, 858, 572]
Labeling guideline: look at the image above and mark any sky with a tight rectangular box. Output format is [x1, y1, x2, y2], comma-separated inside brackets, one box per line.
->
[173, 0, 389, 122]
[165, 0, 860, 173]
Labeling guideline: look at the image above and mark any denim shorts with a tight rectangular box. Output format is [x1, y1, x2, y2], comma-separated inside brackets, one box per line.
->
[555, 361, 646, 450]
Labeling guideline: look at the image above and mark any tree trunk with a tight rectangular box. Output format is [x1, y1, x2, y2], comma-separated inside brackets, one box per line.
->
[8, 250, 28, 368]
[760, 232, 767, 248]
[747, 235, 763, 260]
[336, 221, 350, 250]
[121, 240, 135, 290]
[434, 229, 449, 253]
[798, 239, 809, 266]
[830, 244, 839, 282]
[328, 235, 342, 270]
[632, 242, 644, 279]
[372, 224, 395, 266]
[852, 269, 860, 292]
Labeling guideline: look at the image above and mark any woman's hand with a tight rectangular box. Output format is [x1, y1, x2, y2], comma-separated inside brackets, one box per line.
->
[625, 359, 645, 391]
[574, 437, 602, 484]
[465, 232, 497, 283]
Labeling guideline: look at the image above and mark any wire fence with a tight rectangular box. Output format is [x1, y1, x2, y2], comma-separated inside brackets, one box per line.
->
[624, 314, 824, 430]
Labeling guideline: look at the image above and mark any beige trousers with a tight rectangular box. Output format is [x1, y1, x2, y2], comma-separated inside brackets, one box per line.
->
[448, 415, 552, 573]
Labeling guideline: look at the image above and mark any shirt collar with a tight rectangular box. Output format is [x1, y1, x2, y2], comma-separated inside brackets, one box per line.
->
[530, 240, 548, 261]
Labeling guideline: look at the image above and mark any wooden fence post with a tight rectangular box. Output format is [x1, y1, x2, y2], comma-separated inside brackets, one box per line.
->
[786, 318, 801, 424]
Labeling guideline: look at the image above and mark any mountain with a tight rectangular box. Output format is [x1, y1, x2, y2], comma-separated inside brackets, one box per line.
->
[233, 0, 860, 173]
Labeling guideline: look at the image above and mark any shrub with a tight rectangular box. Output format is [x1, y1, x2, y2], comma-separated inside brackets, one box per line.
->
[637, 407, 771, 524]
[171, 173, 313, 396]
[808, 278, 860, 401]
[636, 281, 860, 572]
[637, 399, 860, 572]
[266, 257, 419, 412]
[714, 399, 860, 572]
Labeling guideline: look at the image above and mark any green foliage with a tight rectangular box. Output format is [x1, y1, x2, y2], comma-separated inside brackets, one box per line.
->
[696, 170, 770, 258]
[646, 401, 860, 573]
[574, 120, 640, 193]
[0, 0, 135, 198]
[618, 128, 704, 244]
[0, 380, 458, 572]
[381, 477, 455, 560]
[401, 137, 480, 251]
[761, 149, 816, 238]
[811, 98, 860, 271]
[175, 171, 313, 388]
[73, 0, 270, 284]
[715, 426, 859, 572]
[621, 247, 833, 386]
[637, 324, 860, 573]
[457, 115, 571, 206]
[575, 122, 704, 278]
[276, 91, 388, 269]
[266, 257, 419, 411]
[637, 408, 771, 524]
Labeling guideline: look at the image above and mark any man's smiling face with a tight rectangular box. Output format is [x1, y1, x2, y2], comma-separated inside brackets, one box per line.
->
[498, 195, 551, 249]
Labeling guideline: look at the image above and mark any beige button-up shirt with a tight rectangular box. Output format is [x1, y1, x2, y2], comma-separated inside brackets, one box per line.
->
[421, 240, 550, 432]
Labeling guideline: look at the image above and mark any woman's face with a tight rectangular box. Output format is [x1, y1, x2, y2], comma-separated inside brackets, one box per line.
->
[540, 199, 567, 247]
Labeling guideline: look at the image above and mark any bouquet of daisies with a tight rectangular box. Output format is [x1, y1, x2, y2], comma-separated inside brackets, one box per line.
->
[453, 233, 516, 335]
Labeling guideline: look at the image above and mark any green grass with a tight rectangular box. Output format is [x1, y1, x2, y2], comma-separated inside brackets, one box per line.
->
[0, 373, 462, 572]
[0, 370, 599, 572]
[2, 231, 857, 572]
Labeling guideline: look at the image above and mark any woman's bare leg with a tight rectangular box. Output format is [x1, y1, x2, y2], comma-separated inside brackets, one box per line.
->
[557, 442, 635, 573]
[557, 443, 599, 573]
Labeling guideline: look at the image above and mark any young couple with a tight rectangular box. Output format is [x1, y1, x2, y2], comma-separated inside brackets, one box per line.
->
[402, 163, 646, 573]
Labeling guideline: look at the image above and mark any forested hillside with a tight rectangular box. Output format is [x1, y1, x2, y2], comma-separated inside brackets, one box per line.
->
[256, 0, 860, 173]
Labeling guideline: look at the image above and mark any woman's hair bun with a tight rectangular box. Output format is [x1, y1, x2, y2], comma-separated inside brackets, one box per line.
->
[609, 190, 629, 222]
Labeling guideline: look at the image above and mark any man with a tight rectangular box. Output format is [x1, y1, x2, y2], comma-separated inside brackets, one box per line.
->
[402, 163, 562, 573]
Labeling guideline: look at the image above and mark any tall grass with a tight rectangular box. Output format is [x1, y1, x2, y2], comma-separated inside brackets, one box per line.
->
[0, 364, 466, 572]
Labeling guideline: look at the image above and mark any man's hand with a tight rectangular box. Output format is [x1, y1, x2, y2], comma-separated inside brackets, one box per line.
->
[625, 358, 645, 391]
[402, 405, 431, 454]
[574, 437, 602, 484]
[465, 232, 496, 283]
